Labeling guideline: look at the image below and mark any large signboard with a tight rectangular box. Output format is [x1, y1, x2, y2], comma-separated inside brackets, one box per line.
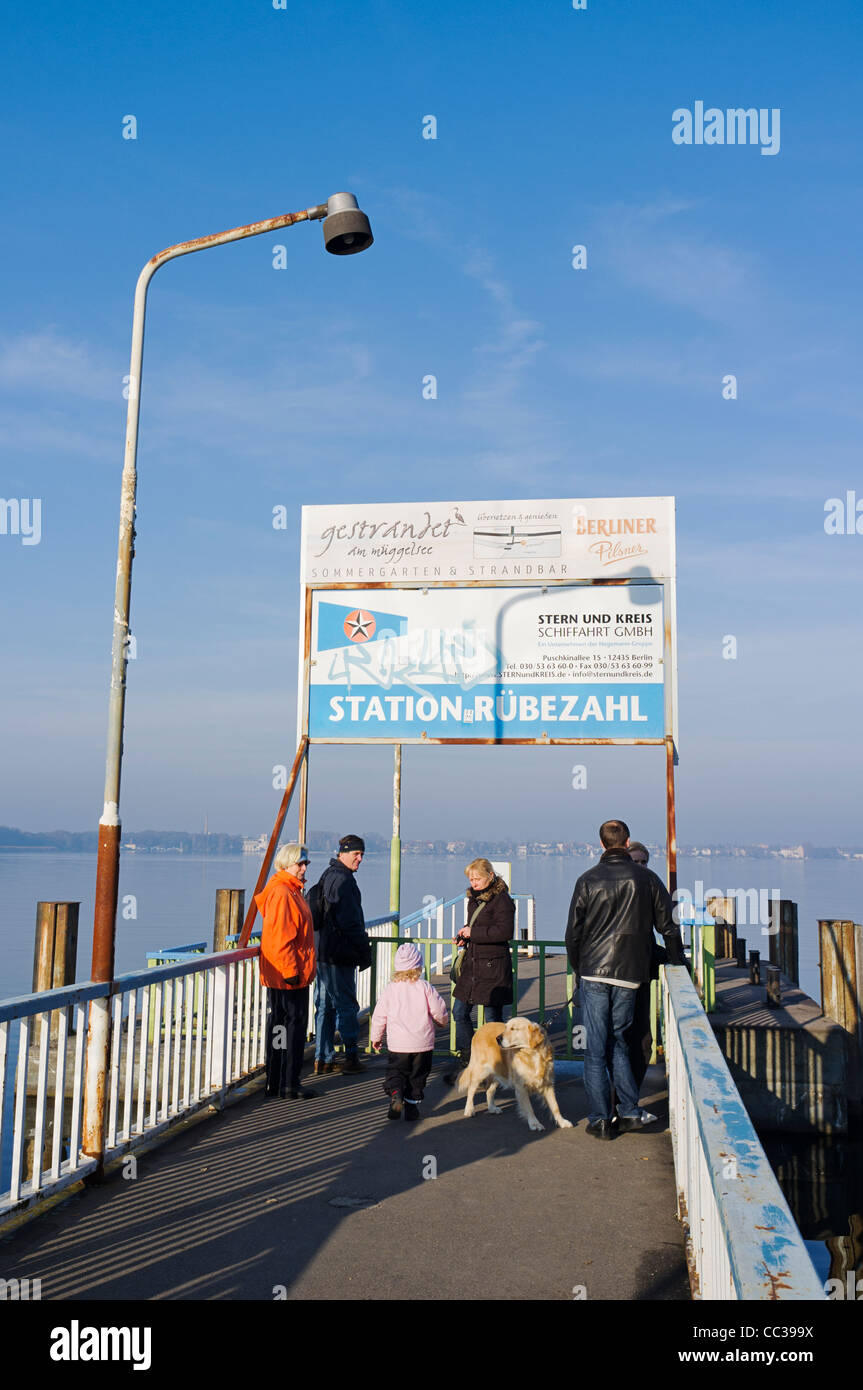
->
[301, 496, 675, 585]
[308, 584, 664, 741]
[298, 496, 676, 747]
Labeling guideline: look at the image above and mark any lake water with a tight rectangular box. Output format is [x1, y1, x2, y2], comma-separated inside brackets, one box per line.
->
[1, 849, 860, 1002]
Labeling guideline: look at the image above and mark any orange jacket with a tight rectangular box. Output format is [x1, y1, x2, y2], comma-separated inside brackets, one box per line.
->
[255, 870, 316, 990]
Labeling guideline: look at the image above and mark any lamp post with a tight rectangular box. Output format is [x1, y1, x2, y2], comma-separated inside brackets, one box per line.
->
[82, 194, 373, 1160]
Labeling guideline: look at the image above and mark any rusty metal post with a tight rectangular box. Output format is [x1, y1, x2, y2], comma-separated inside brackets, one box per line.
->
[390, 744, 402, 922]
[238, 738, 309, 946]
[665, 736, 677, 896]
[298, 747, 309, 845]
[83, 199, 352, 1164]
[213, 889, 245, 952]
[818, 919, 863, 1117]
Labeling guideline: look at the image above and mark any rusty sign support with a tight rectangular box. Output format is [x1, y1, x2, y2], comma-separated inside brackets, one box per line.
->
[238, 737, 309, 947]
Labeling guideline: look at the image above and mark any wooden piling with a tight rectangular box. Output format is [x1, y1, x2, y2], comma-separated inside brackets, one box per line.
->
[818, 919, 863, 1118]
[33, 901, 79, 993]
[766, 965, 781, 1008]
[33, 901, 79, 1039]
[706, 895, 737, 958]
[749, 950, 761, 985]
[213, 889, 245, 952]
[769, 899, 799, 985]
[735, 936, 747, 969]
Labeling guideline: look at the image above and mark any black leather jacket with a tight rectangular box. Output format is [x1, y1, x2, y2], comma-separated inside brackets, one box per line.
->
[565, 849, 684, 984]
[318, 858, 369, 967]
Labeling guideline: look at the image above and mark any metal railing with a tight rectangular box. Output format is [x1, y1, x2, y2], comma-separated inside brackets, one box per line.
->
[0, 946, 266, 1222]
[367, 932, 565, 1057]
[662, 963, 824, 1300]
[688, 917, 716, 1012]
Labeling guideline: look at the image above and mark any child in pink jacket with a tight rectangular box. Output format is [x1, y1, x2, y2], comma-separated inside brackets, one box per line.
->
[371, 942, 449, 1121]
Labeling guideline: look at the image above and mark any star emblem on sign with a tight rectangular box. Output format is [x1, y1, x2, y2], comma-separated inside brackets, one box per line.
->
[344, 609, 376, 642]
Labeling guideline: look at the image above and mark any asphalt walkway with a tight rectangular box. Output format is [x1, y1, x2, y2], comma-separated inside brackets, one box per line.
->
[3, 1054, 689, 1301]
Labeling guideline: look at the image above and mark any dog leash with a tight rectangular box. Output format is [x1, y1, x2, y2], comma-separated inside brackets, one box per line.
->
[537, 996, 576, 1036]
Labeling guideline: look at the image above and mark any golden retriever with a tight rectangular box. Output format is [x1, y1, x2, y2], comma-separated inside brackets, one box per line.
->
[457, 1018, 573, 1132]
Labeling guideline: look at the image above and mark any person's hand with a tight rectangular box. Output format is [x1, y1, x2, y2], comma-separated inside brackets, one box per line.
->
[372, 1040, 383, 1052]
[458, 927, 470, 941]
[283, 975, 299, 987]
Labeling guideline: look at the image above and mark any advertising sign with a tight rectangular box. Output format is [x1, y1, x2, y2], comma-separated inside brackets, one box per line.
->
[301, 496, 675, 585]
[307, 584, 665, 742]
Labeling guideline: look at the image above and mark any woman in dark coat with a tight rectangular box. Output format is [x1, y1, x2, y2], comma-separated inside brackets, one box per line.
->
[448, 857, 515, 1075]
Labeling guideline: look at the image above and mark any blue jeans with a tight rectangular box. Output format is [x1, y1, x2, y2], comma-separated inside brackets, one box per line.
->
[314, 962, 359, 1061]
[453, 998, 504, 1054]
[580, 979, 640, 1124]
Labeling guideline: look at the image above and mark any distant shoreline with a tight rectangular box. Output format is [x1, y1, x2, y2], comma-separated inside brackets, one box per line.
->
[1, 844, 861, 861]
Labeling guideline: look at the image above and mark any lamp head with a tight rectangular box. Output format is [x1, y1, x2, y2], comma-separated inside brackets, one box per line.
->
[323, 192, 374, 255]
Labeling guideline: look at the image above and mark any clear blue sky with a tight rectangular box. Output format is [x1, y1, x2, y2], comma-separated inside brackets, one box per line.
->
[1, 0, 861, 846]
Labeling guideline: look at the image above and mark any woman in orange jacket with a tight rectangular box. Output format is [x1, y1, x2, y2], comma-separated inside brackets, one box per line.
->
[255, 843, 318, 1099]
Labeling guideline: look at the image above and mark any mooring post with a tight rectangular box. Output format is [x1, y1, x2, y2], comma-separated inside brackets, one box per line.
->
[766, 964, 781, 1008]
[769, 898, 799, 984]
[735, 935, 747, 969]
[818, 919, 863, 1118]
[213, 889, 245, 952]
[706, 895, 736, 958]
[781, 900, 799, 984]
[33, 901, 79, 1038]
[749, 949, 761, 985]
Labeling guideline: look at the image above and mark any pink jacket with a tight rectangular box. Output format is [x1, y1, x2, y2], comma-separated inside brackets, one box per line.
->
[371, 978, 449, 1053]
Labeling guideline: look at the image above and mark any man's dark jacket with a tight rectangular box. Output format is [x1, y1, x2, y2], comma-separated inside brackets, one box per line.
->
[565, 848, 684, 984]
[317, 857, 372, 969]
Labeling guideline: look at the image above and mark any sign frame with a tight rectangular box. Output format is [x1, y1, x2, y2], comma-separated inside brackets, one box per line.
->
[295, 496, 679, 890]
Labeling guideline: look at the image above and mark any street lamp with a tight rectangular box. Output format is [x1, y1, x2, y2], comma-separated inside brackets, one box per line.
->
[82, 193, 373, 1160]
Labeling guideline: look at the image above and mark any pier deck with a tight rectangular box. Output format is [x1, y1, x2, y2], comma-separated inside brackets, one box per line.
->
[2, 955, 689, 1301]
[2, 1059, 687, 1301]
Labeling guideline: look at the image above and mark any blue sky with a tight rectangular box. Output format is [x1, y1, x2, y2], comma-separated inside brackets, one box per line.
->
[1, 0, 861, 846]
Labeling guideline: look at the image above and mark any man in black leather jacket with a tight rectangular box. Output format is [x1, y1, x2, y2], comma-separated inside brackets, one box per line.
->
[565, 819, 684, 1140]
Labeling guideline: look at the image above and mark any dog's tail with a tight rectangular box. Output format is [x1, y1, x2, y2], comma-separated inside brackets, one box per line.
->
[455, 1067, 470, 1095]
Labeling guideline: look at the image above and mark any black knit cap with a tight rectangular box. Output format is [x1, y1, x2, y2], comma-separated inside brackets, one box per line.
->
[339, 834, 365, 853]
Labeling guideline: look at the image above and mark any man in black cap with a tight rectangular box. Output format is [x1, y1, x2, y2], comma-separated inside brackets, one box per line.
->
[313, 835, 372, 1075]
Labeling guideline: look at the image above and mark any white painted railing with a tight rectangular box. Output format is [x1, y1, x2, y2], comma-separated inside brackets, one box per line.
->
[0, 890, 538, 1223]
[0, 947, 266, 1221]
[662, 964, 825, 1300]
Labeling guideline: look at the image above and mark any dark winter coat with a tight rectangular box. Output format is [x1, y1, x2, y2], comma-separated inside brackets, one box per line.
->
[453, 876, 515, 1008]
[565, 848, 684, 985]
[317, 858, 372, 969]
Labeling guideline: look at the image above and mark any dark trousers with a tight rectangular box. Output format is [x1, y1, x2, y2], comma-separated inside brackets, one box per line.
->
[266, 986, 309, 1095]
[625, 981, 652, 1093]
[453, 998, 504, 1054]
[384, 1051, 433, 1102]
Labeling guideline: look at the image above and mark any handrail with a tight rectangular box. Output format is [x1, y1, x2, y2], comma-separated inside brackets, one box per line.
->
[662, 963, 824, 1299]
[238, 735, 309, 946]
[0, 980, 110, 1024]
[399, 893, 462, 930]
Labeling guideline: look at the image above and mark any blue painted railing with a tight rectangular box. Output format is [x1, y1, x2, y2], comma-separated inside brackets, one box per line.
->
[662, 964, 825, 1300]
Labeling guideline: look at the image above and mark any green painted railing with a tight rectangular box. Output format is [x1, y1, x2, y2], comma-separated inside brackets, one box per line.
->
[367, 936, 580, 1058]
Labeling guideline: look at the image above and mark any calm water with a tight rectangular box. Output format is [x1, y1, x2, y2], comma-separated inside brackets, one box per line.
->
[1, 848, 860, 1001]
